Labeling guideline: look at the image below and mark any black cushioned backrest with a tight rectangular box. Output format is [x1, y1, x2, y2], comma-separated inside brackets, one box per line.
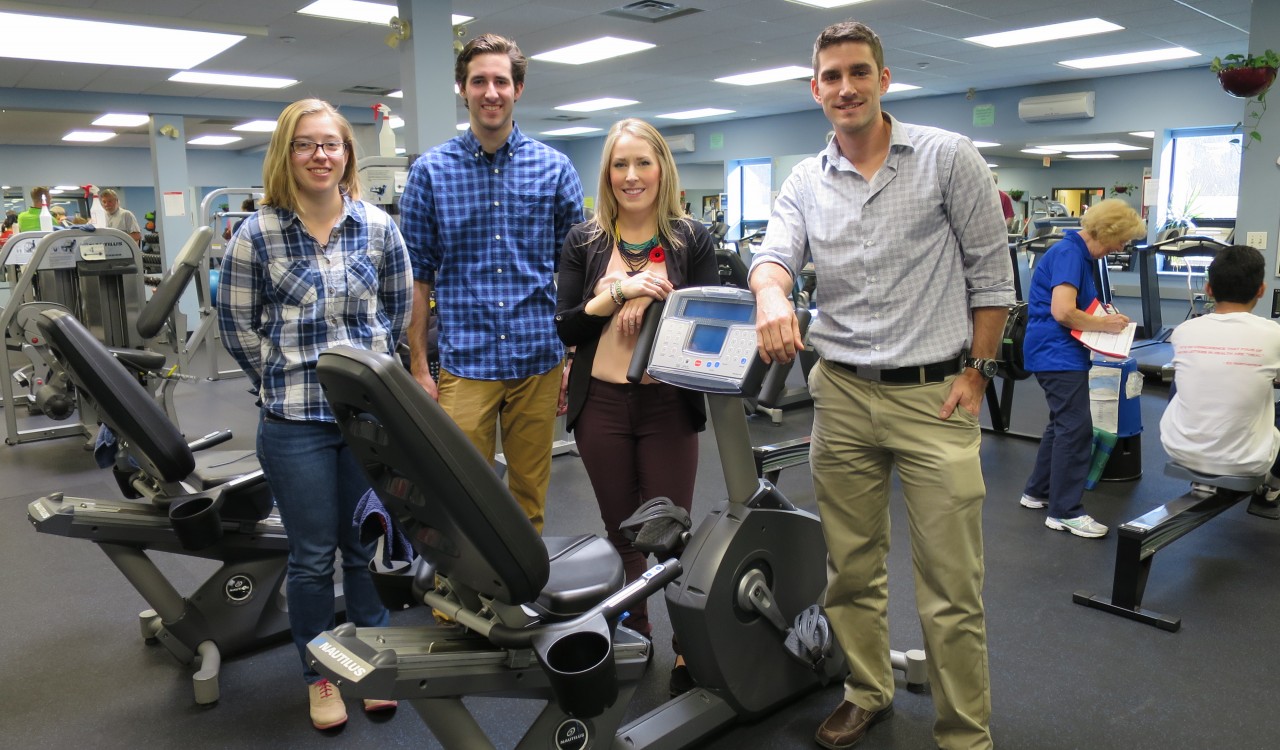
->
[37, 309, 195, 482]
[136, 226, 213, 339]
[316, 346, 550, 606]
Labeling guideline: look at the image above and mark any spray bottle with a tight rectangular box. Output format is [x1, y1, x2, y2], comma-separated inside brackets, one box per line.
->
[38, 194, 53, 232]
[87, 185, 107, 227]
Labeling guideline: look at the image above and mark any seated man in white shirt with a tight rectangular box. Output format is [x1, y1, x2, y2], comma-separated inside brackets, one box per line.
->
[1160, 244, 1280, 518]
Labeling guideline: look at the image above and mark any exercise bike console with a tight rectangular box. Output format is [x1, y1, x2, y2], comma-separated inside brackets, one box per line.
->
[644, 286, 764, 395]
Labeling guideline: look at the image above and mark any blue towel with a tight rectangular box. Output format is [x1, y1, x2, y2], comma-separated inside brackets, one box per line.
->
[354, 488, 417, 566]
[93, 424, 118, 468]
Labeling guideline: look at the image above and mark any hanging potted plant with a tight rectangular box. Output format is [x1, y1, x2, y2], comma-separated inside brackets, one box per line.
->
[1111, 183, 1137, 197]
[1210, 49, 1279, 147]
[1006, 189, 1024, 202]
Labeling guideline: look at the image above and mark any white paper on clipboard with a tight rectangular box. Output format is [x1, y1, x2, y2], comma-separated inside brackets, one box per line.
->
[163, 191, 186, 217]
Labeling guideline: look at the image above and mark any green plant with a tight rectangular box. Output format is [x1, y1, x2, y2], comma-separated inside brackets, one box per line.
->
[1210, 49, 1279, 147]
[1006, 189, 1024, 202]
[1111, 183, 1137, 197]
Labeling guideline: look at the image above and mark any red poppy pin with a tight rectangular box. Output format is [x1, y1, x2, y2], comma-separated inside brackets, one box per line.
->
[649, 246, 666, 263]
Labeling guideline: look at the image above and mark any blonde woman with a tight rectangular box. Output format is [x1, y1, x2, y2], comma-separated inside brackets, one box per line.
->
[554, 118, 719, 695]
[1019, 198, 1147, 538]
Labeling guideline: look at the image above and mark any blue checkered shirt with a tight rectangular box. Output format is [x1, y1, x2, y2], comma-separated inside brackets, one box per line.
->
[217, 197, 412, 421]
[399, 124, 584, 380]
[751, 113, 1014, 368]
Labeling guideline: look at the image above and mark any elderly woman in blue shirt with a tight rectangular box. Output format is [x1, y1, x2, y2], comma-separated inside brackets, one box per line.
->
[217, 98, 411, 731]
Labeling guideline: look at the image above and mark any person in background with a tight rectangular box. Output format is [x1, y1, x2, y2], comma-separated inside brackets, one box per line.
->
[16, 186, 50, 232]
[217, 98, 411, 731]
[225, 197, 257, 241]
[1160, 245, 1280, 519]
[1, 211, 18, 240]
[49, 205, 73, 228]
[749, 18, 1013, 750]
[1019, 198, 1147, 538]
[99, 188, 143, 244]
[554, 117, 719, 696]
[399, 33, 584, 532]
[994, 174, 1015, 229]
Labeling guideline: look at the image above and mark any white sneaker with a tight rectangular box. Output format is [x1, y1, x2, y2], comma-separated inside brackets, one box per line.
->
[1045, 515, 1108, 538]
[1019, 494, 1048, 509]
[308, 678, 348, 730]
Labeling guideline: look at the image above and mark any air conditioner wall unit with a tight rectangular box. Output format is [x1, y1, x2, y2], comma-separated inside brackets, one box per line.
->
[1018, 91, 1095, 123]
[664, 133, 696, 153]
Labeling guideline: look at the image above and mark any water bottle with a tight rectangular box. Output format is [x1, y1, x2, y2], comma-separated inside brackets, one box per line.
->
[1084, 429, 1118, 490]
[38, 196, 53, 232]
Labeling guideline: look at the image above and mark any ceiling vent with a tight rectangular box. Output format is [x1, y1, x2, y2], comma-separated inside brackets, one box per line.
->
[1018, 92, 1095, 123]
[603, 1, 701, 23]
[343, 85, 397, 96]
[546, 114, 588, 122]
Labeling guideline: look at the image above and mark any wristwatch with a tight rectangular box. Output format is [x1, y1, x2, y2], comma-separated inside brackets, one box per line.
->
[964, 357, 999, 379]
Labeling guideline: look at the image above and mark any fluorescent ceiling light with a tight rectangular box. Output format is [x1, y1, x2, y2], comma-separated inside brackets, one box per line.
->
[785, 0, 873, 8]
[53, 185, 81, 191]
[456, 123, 470, 131]
[1036, 142, 1146, 152]
[389, 117, 405, 129]
[188, 135, 242, 146]
[716, 66, 812, 86]
[93, 114, 149, 128]
[1021, 148, 1062, 155]
[533, 37, 655, 65]
[971, 141, 1001, 148]
[298, 1, 470, 26]
[63, 131, 116, 143]
[0, 12, 243, 69]
[388, 90, 403, 98]
[556, 98, 638, 113]
[49, 189, 65, 194]
[1066, 153, 1119, 159]
[657, 108, 735, 120]
[170, 71, 297, 89]
[965, 18, 1122, 48]
[541, 127, 603, 137]
[1129, 131, 1156, 138]
[232, 120, 278, 132]
[1060, 47, 1197, 70]
[886, 83, 921, 93]
[986, 163, 999, 168]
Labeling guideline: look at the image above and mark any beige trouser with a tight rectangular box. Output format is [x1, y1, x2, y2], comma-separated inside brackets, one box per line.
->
[809, 360, 993, 750]
[437, 362, 563, 532]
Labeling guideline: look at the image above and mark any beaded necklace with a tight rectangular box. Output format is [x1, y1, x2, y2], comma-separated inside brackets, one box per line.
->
[616, 228, 661, 275]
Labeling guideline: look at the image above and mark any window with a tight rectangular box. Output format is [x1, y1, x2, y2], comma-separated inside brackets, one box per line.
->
[1157, 129, 1240, 276]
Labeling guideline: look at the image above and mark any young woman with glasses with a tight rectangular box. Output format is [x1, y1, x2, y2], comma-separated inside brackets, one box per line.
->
[216, 98, 412, 730]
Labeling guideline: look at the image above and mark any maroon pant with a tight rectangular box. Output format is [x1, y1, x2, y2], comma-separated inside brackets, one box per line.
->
[573, 378, 698, 638]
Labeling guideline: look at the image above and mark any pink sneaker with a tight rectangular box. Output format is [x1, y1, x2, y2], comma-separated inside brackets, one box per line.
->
[363, 698, 399, 713]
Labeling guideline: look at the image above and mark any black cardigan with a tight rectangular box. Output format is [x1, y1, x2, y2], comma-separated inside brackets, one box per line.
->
[554, 218, 720, 431]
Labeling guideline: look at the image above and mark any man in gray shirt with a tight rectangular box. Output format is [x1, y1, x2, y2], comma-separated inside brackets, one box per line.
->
[749, 19, 1013, 750]
[100, 188, 142, 244]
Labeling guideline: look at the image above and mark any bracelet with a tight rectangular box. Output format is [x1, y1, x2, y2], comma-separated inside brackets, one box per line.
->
[611, 279, 626, 306]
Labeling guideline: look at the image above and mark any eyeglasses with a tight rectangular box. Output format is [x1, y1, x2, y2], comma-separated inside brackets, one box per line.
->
[289, 140, 348, 157]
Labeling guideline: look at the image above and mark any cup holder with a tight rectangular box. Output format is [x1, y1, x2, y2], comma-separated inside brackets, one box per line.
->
[532, 614, 617, 718]
[169, 494, 223, 550]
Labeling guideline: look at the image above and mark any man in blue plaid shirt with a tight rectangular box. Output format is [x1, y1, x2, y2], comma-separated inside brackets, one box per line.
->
[400, 33, 584, 532]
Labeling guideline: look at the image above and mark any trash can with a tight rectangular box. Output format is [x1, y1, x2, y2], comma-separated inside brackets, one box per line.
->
[1089, 356, 1142, 482]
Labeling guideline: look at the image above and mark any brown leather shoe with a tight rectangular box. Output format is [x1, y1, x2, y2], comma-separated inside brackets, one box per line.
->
[814, 700, 893, 749]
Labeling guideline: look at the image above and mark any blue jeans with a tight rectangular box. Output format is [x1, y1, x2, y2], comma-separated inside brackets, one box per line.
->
[1024, 370, 1092, 519]
[256, 412, 389, 682]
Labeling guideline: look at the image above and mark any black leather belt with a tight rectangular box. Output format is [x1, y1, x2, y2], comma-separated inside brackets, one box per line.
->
[828, 356, 962, 385]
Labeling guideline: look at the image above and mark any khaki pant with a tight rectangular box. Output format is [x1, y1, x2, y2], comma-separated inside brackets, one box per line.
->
[437, 362, 563, 532]
[809, 360, 992, 750]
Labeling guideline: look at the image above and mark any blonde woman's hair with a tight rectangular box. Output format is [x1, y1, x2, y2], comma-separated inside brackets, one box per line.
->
[583, 118, 691, 252]
[1081, 198, 1147, 247]
[262, 99, 360, 211]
